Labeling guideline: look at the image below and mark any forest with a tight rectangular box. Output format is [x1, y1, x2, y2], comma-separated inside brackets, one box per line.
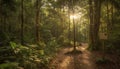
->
[0, 0, 120, 69]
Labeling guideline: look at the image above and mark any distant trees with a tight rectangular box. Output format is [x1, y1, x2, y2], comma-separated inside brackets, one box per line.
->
[0, 0, 119, 50]
[88, 0, 120, 50]
[0, 0, 120, 68]
[0, 0, 17, 45]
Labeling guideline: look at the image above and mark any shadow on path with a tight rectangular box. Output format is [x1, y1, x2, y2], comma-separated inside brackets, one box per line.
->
[50, 43, 96, 69]
[50, 43, 120, 69]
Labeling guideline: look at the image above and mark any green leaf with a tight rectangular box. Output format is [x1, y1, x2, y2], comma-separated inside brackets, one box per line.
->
[39, 50, 44, 55]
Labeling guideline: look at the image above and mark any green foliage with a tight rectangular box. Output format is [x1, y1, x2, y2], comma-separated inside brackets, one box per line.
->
[0, 0, 120, 68]
[21, 61, 37, 69]
[10, 42, 17, 50]
[9, 42, 44, 68]
[62, 39, 72, 47]
[0, 62, 19, 69]
[9, 41, 60, 69]
[57, 35, 65, 45]
[37, 41, 46, 50]
[0, 32, 9, 45]
[44, 38, 60, 55]
[0, 46, 16, 63]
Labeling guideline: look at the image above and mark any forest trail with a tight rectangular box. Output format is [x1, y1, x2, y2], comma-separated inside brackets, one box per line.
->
[50, 43, 96, 69]
[49, 43, 120, 69]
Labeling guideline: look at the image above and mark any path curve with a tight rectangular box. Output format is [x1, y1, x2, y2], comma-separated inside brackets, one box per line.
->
[50, 43, 96, 69]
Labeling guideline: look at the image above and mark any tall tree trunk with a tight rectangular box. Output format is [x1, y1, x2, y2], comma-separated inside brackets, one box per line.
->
[21, 0, 24, 45]
[89, 0, 101, 50]
[68, 12, 71, 42]
[72, 0, 76, 50]
[109, 2, 114, 38]
[93, 0, 101, 49]
[89, 0, 94, 49]
[8, 17, 11, 33]
[67, 1, 71, 43]
[106, 0, 110, 38]
[111, 3, 114, 32]
[0, 0, 1, 31]
[3, 16, 6, 32]
[35, 0, 40, 43]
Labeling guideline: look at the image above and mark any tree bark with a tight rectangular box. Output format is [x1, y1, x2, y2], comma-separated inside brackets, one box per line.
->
[89, 0, 101, 50]
[35, 0, 40, 43]
[106, 0, 110, 38]
[21, 0, 24, 45]
[111, 3, 114, 31]
[68, 1, 71, 43]
[72, 0, 76, 50]
[89, 0, 94, 49]
[0, 0, 1, 31]
[93, 0, 101, 49]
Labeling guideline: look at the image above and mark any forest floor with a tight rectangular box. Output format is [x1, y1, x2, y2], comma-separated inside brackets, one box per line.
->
[49, 43, 120, 69]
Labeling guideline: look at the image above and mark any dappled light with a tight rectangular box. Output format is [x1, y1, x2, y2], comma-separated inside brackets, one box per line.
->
[0, 0, 120, 69]
[70, 14, 78, 20]
[70, 12, 82, 21]
[60, 56, 71, 69]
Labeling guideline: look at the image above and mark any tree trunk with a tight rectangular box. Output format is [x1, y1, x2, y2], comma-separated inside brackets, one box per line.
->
[89, 0, 94, 49]
[93, 0, 101, 49]
[68, 2, 71, 43]
[21, 0, 24, 45]
[0, 0, 1, 31]
[89, 0, 101, 50]
[35, 0, 40, 43]
[72, 0, 76, 50]
[106, 0, 110, 38]
[111, 3, 114, 32]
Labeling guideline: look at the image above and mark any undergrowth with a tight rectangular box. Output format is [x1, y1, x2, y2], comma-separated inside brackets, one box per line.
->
[0, 40, 60, 69]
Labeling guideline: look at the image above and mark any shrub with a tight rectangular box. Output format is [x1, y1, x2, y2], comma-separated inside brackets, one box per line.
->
[0, 62, 19, 69]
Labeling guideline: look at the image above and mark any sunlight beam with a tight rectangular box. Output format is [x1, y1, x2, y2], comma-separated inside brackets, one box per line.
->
[70, 15, 78, 20]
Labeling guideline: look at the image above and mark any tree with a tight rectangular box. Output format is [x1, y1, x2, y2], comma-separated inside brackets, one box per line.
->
[89, 0, 102, 50]
[21, 0, 24, 45]
[35, 0, 41, 43]
[89, 0, 94, 50]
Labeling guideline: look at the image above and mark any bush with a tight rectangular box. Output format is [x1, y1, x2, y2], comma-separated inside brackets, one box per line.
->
[0, 62, 19, 69]
[1, 39, 61, 69]
[44, 38, 59, 55]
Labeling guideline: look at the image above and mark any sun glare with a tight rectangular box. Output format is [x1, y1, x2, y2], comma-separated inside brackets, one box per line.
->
[70, 12, 82, 20]
[70, 15, 78, 19]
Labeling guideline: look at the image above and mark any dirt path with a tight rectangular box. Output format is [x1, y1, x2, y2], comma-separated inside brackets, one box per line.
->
[50, 43, 96, 69]
[49, 43, 120, 69]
